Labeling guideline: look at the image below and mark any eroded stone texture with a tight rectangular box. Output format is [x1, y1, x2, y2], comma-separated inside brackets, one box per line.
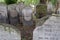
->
[33, 16, 60, 40]
[22, 6, 34, 26]
[0, 23, 21, 40]
[16, 3, 25, 24]
[8, 4, 19, 25]
[0, 4, 8, 23]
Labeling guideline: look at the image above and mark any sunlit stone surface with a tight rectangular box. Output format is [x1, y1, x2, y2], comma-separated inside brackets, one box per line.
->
[33, 16, 60, 40]
[0, 23, 21, 40]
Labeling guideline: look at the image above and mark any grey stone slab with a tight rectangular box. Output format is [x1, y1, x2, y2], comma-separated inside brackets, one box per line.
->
[16, 3, 25, 14]
[9, 17, 19, 25]
[0, 23, 21, 40]
[22, 7, 34, 26]
[33, 16, 60, 40]
[8, 4, 18, 17]
[0, 4, 8, 23]
[16, 3, 25, 24]
[8, 4, 19, 25]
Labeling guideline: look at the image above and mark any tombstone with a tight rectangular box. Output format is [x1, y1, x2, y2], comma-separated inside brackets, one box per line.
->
[0, 23, 21, 40]
[47, 1, 54, 15]
[22, 6, 34, 26]
[57, 1, 60, 15]
[0, 4, 8, 23]
[33, 16, 60, 40]
[36, 4, 47, 18]
[8, 4, 19, 25]
[57, 0, 60, 2]
[16, 2, 25, 24]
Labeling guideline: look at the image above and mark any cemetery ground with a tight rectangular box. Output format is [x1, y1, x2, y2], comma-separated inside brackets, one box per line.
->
[17, 24, 35, 40]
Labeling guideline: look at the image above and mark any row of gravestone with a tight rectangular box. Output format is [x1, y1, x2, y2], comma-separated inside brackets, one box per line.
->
[0, 3, 48, 26]
[0, 3, 25, 26]
[0, 3, 23, 40]
[1, 15, 60, 40]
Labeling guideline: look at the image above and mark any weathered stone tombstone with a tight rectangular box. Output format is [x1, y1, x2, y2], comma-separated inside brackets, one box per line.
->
[0, 4, 8, 23]
[57, 0, 60, 15]
[33, 16, 60, 40]
[8, 4, 19, 25]
[0, 23, 21, 40]
[47, 1, 54, 15]
[22, 6, 34, 26]
[36, 4, 47, 18]
[16, 2, 25, 24]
